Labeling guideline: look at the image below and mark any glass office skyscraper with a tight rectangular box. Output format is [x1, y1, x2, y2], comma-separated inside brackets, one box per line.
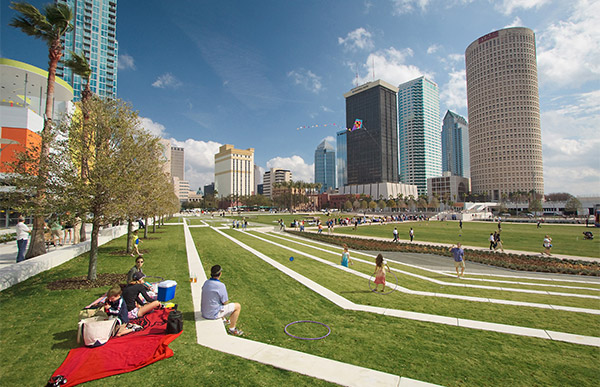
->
[397, 76, 441, 196]
[336, 130, 347, 189]
[56, 0, 118, 100]
[344, 80, 399, 185]
[441, 110, 470, 178]
[314, 140, 336, 193]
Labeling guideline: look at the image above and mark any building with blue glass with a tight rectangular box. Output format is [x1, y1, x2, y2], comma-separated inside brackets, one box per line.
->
[441, 110, 470, 178]
[397, 76, 441, 196]
[56, 0, 118, 100]
[314, 140, 336, 193]
[336, 130, 347, 189]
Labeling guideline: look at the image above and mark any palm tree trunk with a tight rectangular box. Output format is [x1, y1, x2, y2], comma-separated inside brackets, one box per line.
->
[26, 40, 62, 259]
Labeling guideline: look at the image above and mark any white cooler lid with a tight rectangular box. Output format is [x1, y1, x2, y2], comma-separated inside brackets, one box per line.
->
[158, 280, 177, 288]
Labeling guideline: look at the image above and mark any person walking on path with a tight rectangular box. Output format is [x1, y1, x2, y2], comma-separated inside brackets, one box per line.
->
[392, 227, 398, 242]
[459, 219, 462, 229]
[372, 254, 391, 292]
[201, 265, 243, 336]
[541, 235, 553, 256]
[494, 231, 505, 253]
[489, 233, 496, 250]
[449, 242, 466, 278]
[16, 216, 31, 263]
[50, 218, 63, 246]
[409, 228, 414, 242]
[72, 216, 81, 244]
[340, 245, 353, 267]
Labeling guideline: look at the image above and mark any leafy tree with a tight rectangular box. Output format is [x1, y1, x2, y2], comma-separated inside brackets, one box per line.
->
[10, 1, 73, 258]
[369, 201, 377, 210]
[528, 199, 543, 215]
[564, 196, 582, 215]
[343, 200, 353, 211]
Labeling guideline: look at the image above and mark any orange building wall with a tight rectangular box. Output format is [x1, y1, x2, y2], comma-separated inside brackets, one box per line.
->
[0, 127, 41, 173]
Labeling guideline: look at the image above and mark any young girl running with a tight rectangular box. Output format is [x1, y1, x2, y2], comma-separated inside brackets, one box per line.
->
[372, 254, 390, 292]
[340, 245, 353, 267]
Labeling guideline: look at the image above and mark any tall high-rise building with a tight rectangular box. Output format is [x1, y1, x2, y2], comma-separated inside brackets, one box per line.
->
[344, 80, 399, 185]
[336, 130, 347, 189]
[465, 27, 544, 200]
[56, 0, 118, 100]
[263, 168, 292, 199]
[170, 146, 185, 180]
[314, 140, 336, 193]
[441, 110, 470, 178]
[214, 144, 255, 198]
[397, 76, 441, 196]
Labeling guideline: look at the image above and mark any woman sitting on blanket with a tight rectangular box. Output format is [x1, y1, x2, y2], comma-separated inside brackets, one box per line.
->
[122, 272, 161, 321]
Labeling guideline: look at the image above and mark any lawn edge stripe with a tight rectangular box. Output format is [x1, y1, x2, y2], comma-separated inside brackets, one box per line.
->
[278, 231, 600, 289]
[184, 220, 415, 387]
[253, 231, 600, 314]
[225, 229, 600, 347]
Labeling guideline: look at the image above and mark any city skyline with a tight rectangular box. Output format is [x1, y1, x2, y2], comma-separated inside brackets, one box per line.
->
[1, 0, 598, 195]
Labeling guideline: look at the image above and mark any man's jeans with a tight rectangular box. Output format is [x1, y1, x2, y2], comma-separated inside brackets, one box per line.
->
[17, 239, 28, 263]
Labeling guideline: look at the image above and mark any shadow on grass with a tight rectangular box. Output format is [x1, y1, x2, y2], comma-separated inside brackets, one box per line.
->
[52, 329, 78, 350]
[182, 311, 196, 323]
[339, 290, 373, 294]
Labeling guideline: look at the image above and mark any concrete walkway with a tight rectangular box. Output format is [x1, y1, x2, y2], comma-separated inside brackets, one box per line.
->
[184, 219, 440, 387]
[212, 227, 599, 347]
[301, 226, 600, 263]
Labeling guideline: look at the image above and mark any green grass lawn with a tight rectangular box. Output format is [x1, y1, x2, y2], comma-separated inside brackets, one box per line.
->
[329, 220, 600, 258]
[194, 228, 599, 386]
[0, 225, 332, 386]
[227, 230, 600, 337]
[2, 221, 598, 386]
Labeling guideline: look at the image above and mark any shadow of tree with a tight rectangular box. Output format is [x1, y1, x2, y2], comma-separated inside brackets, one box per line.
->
[52, 329, 78, 350]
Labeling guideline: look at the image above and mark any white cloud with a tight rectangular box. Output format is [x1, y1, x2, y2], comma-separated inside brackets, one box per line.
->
[427, 44, 442, 54]
[321, 105, 333, 113]
[504, 16, 524, 28]
[338, 27, 374, 51]
[170, 138, 223, 190]
[392, 0, 431, 15]
[138, 117, 167, 137]
[266, 155, 314, 182]
[537, 0, 600, 88]
[494, 0, 550, 15]
[287, 69, 323, 93]
[439, 69, 467, 112]
[152, 73, 182, 89]
[356, 47, 430, 85]
[323, 136, 335, 143]
[118, 53, 136, 70]
[541, 92, 600, 195]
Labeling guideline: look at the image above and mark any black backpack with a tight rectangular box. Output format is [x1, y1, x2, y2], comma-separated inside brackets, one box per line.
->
[166, 304, 183, 334]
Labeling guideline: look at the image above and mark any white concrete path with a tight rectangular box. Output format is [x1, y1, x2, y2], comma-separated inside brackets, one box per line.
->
[183, 219, 438, 387]
[244, 230, 600, 316]
[214, 227, 599, 347]
[280, 231, 600, 290]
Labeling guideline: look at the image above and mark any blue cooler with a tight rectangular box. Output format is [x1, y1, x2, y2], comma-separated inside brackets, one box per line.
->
[157, 280, 177, 302]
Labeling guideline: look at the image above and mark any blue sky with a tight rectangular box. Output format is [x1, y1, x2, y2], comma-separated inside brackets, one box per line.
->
[2, 0, 599, 195]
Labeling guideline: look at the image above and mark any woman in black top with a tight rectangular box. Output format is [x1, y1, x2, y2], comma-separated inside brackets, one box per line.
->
[122, 272, 161, 320]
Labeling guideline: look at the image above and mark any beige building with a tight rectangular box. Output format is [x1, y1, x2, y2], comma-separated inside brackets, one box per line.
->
[214, 144, 255, 198]
[465, 27, 544, 201]
[263, 168, 292, 198]
[427, 172, 470, 202]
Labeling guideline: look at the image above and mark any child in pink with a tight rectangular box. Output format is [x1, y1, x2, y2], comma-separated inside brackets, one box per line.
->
[372, 254, 390, 292]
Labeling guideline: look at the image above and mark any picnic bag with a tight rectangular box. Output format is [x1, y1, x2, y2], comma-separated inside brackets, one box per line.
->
[77, 316, 120, 347]
[166, 304, 183, 334]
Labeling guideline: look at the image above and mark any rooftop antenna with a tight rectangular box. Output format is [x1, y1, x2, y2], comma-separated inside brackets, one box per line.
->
[372, 57, 375, 81]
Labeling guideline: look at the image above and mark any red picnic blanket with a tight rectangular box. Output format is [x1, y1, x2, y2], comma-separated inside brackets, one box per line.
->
[48, 308, 182, 386]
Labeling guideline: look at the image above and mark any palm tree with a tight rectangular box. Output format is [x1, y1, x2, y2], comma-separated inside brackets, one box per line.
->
[10, 1, 73, 258]
[64, 50, 92, 241]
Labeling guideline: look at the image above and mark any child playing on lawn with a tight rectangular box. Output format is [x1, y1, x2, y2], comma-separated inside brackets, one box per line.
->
[372, 254, 390, 292]
[340, 245, 353, 267]
[131, 229, 142, 257]
[103, 285, 141, 336]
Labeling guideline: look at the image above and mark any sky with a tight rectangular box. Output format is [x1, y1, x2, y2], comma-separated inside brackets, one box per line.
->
[1, 0, 599, 196]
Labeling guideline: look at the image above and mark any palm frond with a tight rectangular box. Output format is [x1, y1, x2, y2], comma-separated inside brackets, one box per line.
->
[64, 51, 92, 78]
